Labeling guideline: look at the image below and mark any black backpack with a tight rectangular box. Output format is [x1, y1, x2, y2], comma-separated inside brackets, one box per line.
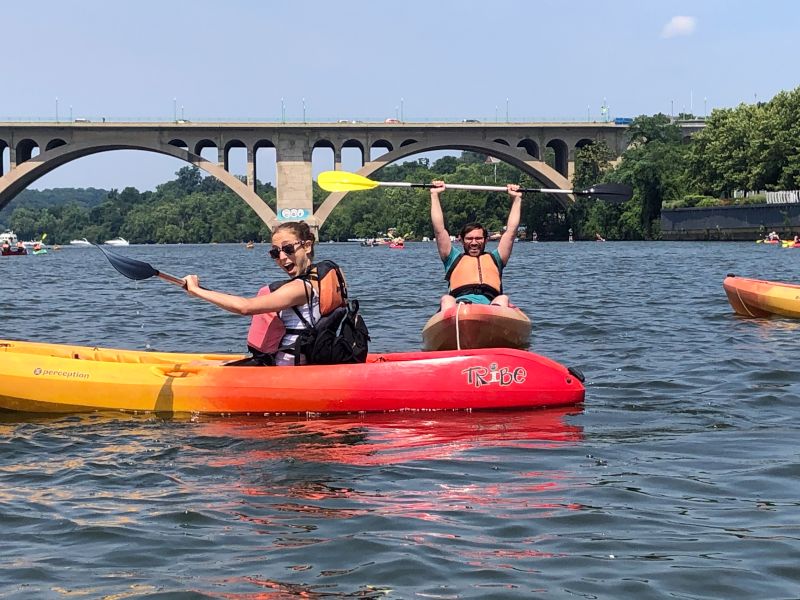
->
[286, 261, 369, 365]
[298, 299, 370, 365]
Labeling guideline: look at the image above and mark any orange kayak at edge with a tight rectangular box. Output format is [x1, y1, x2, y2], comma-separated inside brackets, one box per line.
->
[723, 274, 800, 318]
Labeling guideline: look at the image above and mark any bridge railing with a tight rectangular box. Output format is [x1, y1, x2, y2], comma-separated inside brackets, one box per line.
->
[0, 115, 636, 125]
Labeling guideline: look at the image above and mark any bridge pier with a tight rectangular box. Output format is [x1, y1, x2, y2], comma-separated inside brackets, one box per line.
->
[246, 147, 255, 189]
[275, 143, 314, 226]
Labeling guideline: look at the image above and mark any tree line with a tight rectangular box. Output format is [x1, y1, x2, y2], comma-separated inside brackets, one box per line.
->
[2, 85, 798, 242]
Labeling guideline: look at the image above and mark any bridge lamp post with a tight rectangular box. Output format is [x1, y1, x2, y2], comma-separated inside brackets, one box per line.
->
[495, 105, 498, 122]
[55, 97, 59, 123]
[302, 98, 306, 123]
[69, 105, 73, 122]
[173, 98, 177, 122]
[506, 97, 509, 122]
[400, 97, 404, 122]
[281, 98, 286, 123]
[704, 97, 707, 118]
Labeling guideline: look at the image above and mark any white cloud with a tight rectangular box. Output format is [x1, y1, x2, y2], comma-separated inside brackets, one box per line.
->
[661, 16, 697, 38]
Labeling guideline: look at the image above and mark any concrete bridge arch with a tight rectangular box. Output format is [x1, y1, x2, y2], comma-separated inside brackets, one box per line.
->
[0, 139, 276, 224]
[314, 139, 573, 230]
[2, 120, 671, 236]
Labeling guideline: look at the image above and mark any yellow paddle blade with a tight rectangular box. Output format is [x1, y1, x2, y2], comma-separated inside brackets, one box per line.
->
[317, 171, 379, 192]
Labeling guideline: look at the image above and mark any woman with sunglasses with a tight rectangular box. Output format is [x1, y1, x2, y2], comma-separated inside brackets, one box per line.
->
[183, 221, 321, 366]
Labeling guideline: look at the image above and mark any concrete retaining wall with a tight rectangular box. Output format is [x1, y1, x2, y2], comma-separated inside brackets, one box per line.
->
[661, 204, 800, 240]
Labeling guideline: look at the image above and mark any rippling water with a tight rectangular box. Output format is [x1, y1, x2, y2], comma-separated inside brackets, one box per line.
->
[2, 241, 799, 598]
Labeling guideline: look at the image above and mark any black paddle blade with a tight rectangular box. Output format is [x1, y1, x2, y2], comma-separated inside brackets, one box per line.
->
[95, 244, 159, 281]
[577, 183, 633, 203]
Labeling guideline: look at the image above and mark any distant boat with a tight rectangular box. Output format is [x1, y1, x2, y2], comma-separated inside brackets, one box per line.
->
[1, 230, 27, 256]
[69, 238, 92, 246]
[1, 230, 19, 246]
[104, 237, 129, 246]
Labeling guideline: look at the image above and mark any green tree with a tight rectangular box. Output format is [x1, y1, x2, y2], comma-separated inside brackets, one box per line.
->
[609, 114, 689, 238]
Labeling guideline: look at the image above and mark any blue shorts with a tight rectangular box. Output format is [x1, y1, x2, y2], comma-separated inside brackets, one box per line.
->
[453, 293, 492, 305]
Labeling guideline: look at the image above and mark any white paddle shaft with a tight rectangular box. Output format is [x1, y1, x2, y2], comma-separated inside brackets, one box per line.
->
[376, 181, 573, 194]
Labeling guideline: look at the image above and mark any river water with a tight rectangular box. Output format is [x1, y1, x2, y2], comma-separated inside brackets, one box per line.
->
[1, 241, 799, 598]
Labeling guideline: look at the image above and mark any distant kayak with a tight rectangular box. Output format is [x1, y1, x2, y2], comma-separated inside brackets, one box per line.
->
[422, 303, 532, 351]
[1, 247, 27, 256]
[723, 274, 800, 318]
[0, 338, 583, 414]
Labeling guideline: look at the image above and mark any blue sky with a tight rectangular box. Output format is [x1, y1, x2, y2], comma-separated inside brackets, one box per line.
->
[3, 0, 799, 190]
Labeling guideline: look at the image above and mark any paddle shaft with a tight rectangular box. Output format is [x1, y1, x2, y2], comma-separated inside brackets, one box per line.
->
[158, 271, 187, 287]
[380, 181, 572, 194]
[317, 171, 632, 202]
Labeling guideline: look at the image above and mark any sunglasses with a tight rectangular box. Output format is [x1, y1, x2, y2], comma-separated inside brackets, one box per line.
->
[268, 241, 304, 259]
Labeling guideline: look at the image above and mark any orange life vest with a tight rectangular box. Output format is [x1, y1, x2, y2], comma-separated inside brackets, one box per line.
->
[303, 260, 348, 316]
[446, 252, 502, 300]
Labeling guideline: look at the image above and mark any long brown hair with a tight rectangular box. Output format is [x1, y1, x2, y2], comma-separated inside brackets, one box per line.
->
[271, 221, 315, 259]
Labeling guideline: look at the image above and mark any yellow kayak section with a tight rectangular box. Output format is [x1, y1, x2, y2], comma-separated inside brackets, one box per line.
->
[0, 338, 585, 414]
[723, 275, 800, 318]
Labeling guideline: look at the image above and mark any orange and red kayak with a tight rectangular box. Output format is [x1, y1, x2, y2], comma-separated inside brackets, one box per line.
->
[723, 274, 800, 318]
[422, 303, 532, 351]
[0, 338, 583, 414]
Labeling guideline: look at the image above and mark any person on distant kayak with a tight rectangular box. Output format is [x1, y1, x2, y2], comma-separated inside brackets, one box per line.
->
[429, 180, 522, 310]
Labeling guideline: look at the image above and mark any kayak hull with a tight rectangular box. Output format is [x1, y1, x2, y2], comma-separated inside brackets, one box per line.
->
[0, 338, 583, 414]
[422, 303, 532, 351]
[723, 275, 800, 318]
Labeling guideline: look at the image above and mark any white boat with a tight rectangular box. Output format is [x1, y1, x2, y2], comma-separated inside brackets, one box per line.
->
[0, 230, 19, 245]
[104, 237, 129, 246]
[1, 230, 27, 255]
[69, 238, 92, 246]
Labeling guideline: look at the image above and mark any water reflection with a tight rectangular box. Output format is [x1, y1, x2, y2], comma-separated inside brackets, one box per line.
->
[194, 407, 583, 467]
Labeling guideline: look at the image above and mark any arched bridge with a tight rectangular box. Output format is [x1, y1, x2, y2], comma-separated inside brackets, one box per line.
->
[0, 120, 705, 232]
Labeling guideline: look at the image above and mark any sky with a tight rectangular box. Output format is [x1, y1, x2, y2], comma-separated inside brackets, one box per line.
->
[2, 0, 799, 191]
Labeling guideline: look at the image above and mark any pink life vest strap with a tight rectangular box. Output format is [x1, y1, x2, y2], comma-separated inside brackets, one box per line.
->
[246, 285, 286, 354]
